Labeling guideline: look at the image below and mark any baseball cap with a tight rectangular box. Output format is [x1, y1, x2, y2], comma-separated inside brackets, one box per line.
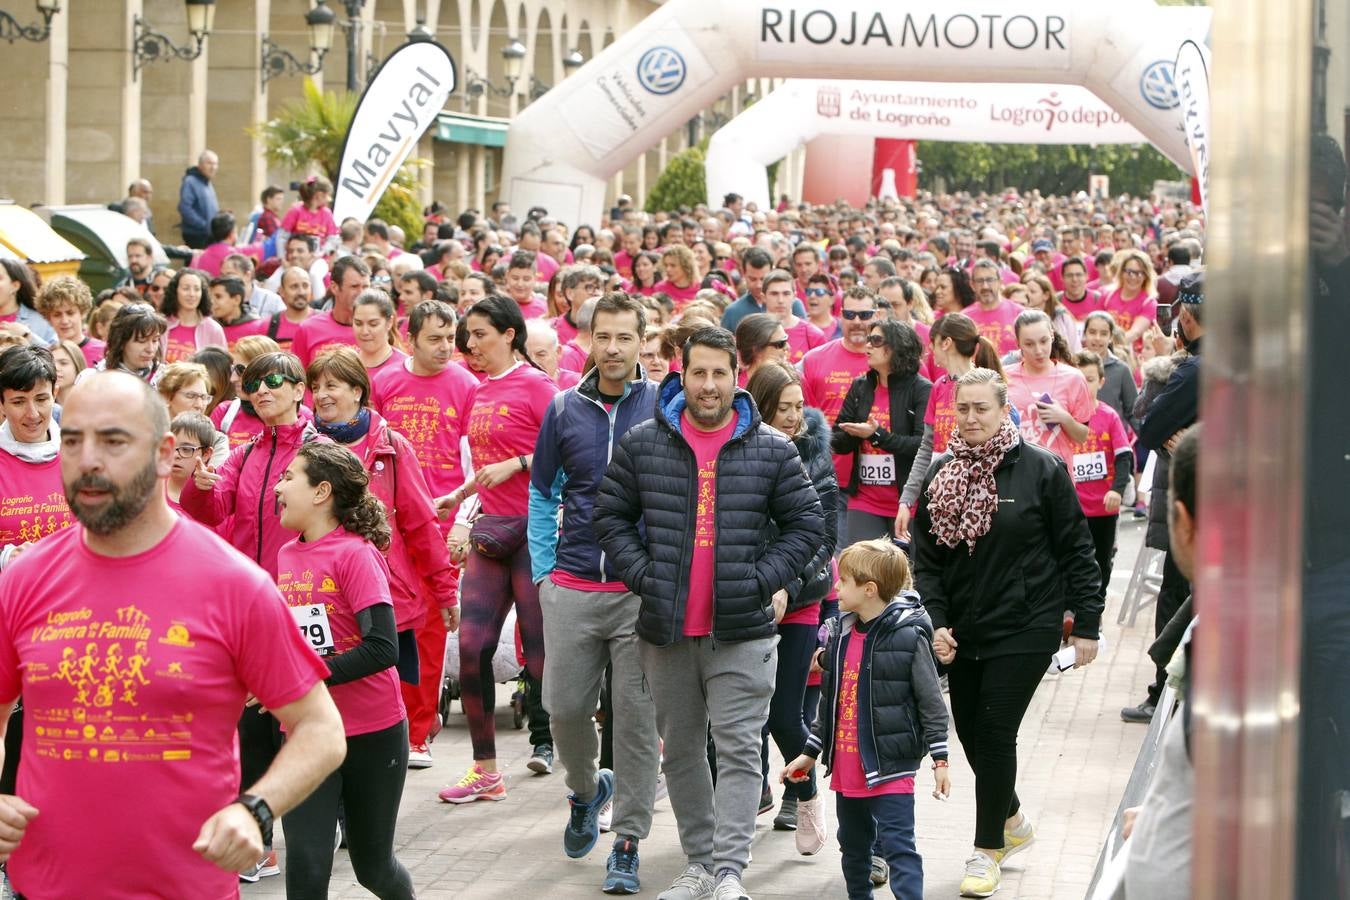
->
[1031, 239, 1054, 252]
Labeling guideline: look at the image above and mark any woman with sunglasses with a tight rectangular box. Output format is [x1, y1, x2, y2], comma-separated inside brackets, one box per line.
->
[734, 312, 790, 387]
[1103, 249, 1159, 350]
[158, 361, 229, 466]
[162, 268, 227, 363]
[438, 296, 557, 804]
[306, 346, 459, 684]
[831, 319, 932, 544]
[209, 335, 284, 449]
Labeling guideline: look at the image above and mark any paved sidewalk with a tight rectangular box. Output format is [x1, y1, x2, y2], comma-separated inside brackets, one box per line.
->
[246, 518, 1159, 900]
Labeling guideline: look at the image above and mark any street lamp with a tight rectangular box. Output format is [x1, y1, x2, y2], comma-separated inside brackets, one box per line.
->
[339, 0, 365, 93]
[133, 0, 215, 79]
[562, 49, 585, 72]
[465, 37, 528, 99]
[406, 19, 433, 43]
[0, 0, 59, 43]
[260, 0, 337, 88]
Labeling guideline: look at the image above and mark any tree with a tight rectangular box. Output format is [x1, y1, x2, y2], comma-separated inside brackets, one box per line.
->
[251, 79, 427, 238]
[915, 141, 1184, 196]
[644, 144, 707, 213]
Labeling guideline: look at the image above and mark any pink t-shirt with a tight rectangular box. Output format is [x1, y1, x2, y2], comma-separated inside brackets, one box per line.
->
[780, 600, 821, 627]
[79, 337, 107, 367]
[831, 628, 914, 797]
[613, 250, 636, 280]
[196, 242, 260, 278]
[221, 318, 267, 350]
[0, 452, 75, 548]
[535, 253, 561, 283]
[210, 399, 265, 449]
[281, 203, 338, 242]
[514, 294, 550, 320]
[784, 319, 826, 364]
[276, 528, 405, 737]
[653, 280, 701, 308]
[270, 313, 307, 352]
[0, 519, 329, 900]
[801, 339, 871, 488]
[1058, 289, 1107, 322]
[553, 314, 578, 347]
[555, 368, 582, 389]
[924, 375, 960, 456]
[465, 364, 557, 516]
[682, 411, 737, 637]
[163, 324, 201, 364]
[964, 300, 1023, 357]
[1103, 288, 1159, 334]
[907, 319, 938, 381]
[1069, 402, 1133, 517]
[848, 384, 898, 518]
[366, 348, 408, 380]
[1005, 361, 1096, 467]
[552, 569, 628, 593]
[559, 340, 589, 373]
[371, 359, 480, 498]
[291, 310, 358, 368]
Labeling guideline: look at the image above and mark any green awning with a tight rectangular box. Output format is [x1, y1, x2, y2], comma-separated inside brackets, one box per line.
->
[435, 112, 510, 147]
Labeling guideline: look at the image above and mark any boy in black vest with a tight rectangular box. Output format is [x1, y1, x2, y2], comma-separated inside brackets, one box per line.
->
[785, 539, 951, 900]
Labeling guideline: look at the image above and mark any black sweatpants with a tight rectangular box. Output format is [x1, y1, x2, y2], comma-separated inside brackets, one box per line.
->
[1146, 551, 1191, 706]
[1085, 514, 1118, 602]
[947, 652, 1051, 850]
[282, 720, 414, 900]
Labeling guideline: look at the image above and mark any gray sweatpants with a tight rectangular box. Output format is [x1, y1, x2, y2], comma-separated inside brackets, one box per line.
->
[639, 635, 778, 876]
[540, 581, 659, 839]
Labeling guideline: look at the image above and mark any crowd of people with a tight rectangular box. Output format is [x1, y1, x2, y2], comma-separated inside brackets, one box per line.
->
[0, 162, 1206, 900]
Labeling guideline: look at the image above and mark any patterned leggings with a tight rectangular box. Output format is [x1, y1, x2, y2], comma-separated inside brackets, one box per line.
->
[458, 542, 545, 760]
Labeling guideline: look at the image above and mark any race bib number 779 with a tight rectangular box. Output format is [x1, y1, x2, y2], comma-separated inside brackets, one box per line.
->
[290, 604, 335, 654]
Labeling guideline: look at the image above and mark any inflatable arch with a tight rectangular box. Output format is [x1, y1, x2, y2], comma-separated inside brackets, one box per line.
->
[499, 0, 1211, 224]
[706, 80, 1153, 212]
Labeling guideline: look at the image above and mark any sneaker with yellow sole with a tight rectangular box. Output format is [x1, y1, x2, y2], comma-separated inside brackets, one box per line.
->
[995, 816, 1035, 864]
[959, 851, 1001, 898]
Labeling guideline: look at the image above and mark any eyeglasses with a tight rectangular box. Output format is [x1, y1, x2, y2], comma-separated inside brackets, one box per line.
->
[767, 338, 789, 350]
[177, 390, 211, 403]
[242, 372, 301, 394]
[805, 287, 831, 297]
[972, 277, 1000, 286]
[146, 284, 165, 292]
[173, 445, 203, 458]
[840, 309, 877, 321]
[866, 334, 887, 347]
[1122, 268, 1146, 278]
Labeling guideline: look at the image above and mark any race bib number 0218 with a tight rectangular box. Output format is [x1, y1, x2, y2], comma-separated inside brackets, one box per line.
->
[859, 453, 896, 486]
[291, 603, 335, 654]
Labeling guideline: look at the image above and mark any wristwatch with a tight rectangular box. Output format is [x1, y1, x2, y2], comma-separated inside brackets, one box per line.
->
[236, 793, 274, 845]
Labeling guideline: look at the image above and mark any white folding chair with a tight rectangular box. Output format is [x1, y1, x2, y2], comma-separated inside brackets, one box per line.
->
[1118, 543, 1166, 627]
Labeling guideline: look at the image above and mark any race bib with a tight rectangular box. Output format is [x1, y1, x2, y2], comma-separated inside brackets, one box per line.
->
[1072, 451, 1109, 483]
[290, 603, 335, 654]
[859, 453, 896, 486]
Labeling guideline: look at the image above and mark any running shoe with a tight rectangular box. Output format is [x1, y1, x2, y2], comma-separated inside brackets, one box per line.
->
[757, 785, 774, 816]
[528, 743, 555, 775]
[408, 742, 433, 769]
[959, 851, 1001, 898]
[564, 768, 614, 858]
[794, 794, 826, 855]
[1120, 701, 1157, 724]
[869, 855, 888, 886]
[438, 764, 506, 803]
[712, 871, 751, 900]
[656, 864, 715, 900]
[654, 772, 669, 802]
[996, 816, 1035, 864]
[773, 795, 798, 831]
[598, 796, 614, 833]
[238, 849, 279, 882]
[603, 838, 641, 895]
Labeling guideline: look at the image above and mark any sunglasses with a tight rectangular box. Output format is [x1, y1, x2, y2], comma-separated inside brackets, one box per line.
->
[242, 372, 301, 394]
[866, 334, 887, 347]
[767, 338, 789, 350]
[841, 309, 877, 321]
[805, 287, 831, 297]
[232, 363, 247, 376]
[173, 445, 203, 458]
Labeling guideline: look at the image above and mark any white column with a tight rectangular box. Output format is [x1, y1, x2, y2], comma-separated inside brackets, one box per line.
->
[45, 6, 69, 205]
[250, 0, 271, 206]
[457, 150, 470, 214]
[635, 151, 646, 210]
[121, 0, 144, 191]
[473, 145, 486, 212]
[658, 136, 668, 171]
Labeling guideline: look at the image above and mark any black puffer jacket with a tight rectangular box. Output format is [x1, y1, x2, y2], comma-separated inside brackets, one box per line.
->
[831, 369, 932, 497]
[913, 438, 1102, 658]
[771, 407, 838, 612]
[804, 595, 950, 788]
[594, 374, 825, 647]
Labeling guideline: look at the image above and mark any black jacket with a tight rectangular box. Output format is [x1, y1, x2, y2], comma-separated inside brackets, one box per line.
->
[1137, 338, 1201, 452]
[912, 439, 1103, 658]
[831, 369, 932, 497]
[803, 595, 950, 788]
[773, 407, 838, 611]
[594, 374, 825, 646]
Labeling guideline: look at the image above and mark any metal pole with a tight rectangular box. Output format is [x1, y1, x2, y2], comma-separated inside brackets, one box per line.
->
[344, 0, 364, 93]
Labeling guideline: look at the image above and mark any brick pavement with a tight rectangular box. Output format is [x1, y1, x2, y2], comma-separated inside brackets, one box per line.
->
[245, 518, 1158, 900]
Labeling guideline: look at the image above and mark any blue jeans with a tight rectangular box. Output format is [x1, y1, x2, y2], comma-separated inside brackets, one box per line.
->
[836, 792, 922, 900]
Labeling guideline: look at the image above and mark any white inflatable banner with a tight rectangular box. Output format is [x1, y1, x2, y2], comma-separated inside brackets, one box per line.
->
[332, 41, 457, 225]
[500, 0, 1211, 224]
[1174, 40, 1211, 212]
[707, 80, 1149, 210]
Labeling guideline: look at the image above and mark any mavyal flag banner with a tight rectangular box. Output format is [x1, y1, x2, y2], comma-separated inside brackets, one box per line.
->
[332, 41, 457, 225]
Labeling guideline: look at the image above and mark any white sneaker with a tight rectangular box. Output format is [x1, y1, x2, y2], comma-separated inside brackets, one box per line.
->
[657, 864, 715, 900]
[712, 871, 751, 900]
[598, 797, 614, 833]
[794, 794, 826, 856]
[408, 741, 433, 769]
[655, 773, 668, 802]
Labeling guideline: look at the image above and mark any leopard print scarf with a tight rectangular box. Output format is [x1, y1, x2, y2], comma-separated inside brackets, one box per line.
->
[925, 417, 1020, 555]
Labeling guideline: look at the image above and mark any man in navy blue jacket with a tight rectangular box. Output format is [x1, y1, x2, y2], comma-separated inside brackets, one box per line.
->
[178, 151, 220, 250]
[529, 292, 661, 895]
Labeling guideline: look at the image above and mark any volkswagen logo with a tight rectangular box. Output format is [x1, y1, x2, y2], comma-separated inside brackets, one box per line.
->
[1139, 60, 1179, 110]
[636, 46, 687, 96]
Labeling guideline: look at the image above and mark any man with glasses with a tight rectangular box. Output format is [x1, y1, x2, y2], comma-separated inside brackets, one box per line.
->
[1058, 257, 1106, 322]
[803, 273, 839, 339]
[964, 259, 1022, 356]
[801, 286, 881, 545]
